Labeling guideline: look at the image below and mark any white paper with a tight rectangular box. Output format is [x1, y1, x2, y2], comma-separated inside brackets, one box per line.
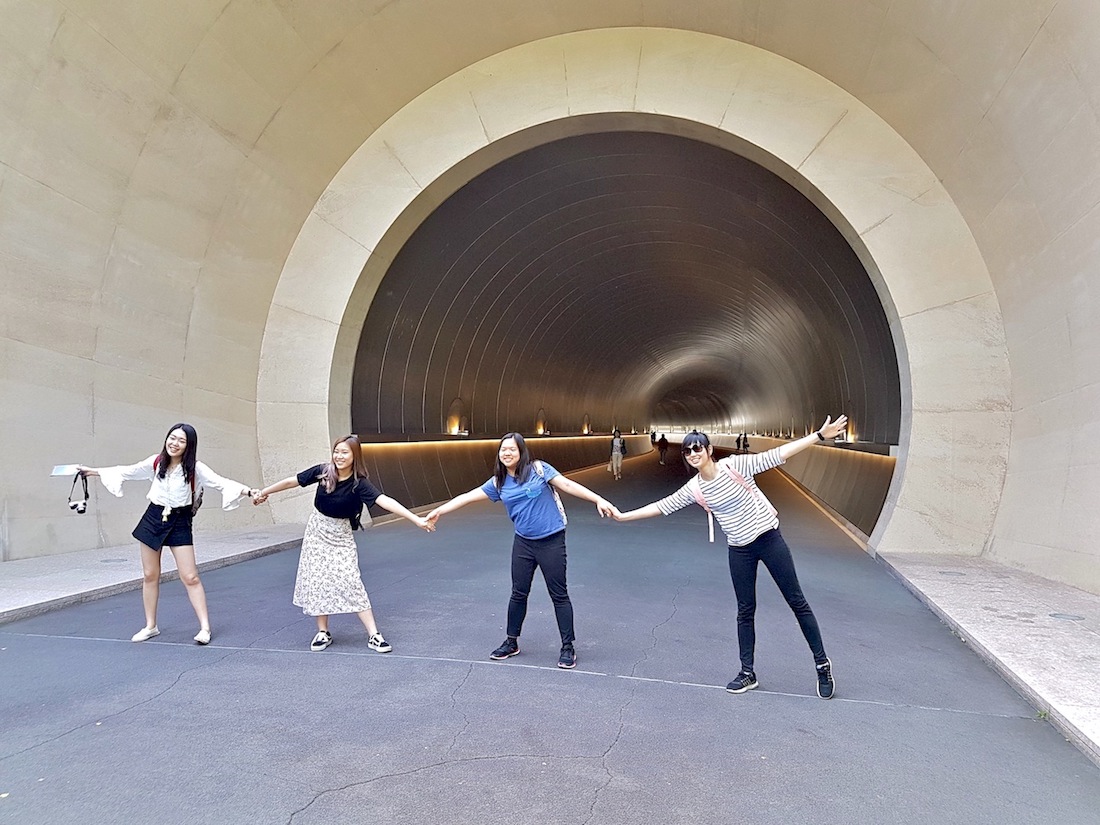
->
[51, 464, 81, 477]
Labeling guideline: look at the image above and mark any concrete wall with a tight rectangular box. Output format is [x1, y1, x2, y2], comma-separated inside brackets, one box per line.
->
[1, 3, 1098, 596]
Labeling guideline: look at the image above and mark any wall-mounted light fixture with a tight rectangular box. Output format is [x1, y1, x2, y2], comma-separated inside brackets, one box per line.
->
[446, 398, 466, 436]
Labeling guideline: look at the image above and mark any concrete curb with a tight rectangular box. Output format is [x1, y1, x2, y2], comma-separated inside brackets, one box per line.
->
[877, 553, 1100, 770]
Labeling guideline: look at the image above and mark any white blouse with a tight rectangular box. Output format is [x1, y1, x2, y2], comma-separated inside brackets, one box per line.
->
[98, 455, 249, 512]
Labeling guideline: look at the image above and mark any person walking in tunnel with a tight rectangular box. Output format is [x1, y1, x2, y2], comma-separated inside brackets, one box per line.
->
[610, 429, 627, 480]
[252, 434, 434, 653]
[657, 433, 669, 465]
[426, 432, 615, 669]
[611, 415, 848, 699]
[78, 423, 255, 645]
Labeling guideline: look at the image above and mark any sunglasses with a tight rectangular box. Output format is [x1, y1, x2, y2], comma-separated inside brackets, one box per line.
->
[681, 443, 707, 454]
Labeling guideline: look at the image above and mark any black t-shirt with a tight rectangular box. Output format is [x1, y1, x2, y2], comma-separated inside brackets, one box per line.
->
[297, 464, 381, 529]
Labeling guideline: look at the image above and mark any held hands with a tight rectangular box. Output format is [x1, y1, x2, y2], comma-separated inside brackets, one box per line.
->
[415, 515, 436, 533]
[595, 498, 621, 519]
[251, 489, 268, 505]
[818, 415, 849, 440]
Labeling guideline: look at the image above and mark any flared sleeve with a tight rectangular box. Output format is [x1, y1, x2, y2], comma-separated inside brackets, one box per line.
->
[97, 456, 157, 498]
[195, 461, 251, 511]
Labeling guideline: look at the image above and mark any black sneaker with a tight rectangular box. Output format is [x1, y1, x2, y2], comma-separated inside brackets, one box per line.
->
[557, 644, 577, 669]
[367, 632, 392, 653]
[816, 659, 835, 699]
[726, 669, 758, 694]
[490, 637, 520, 660]
[310, 630, 332, 652]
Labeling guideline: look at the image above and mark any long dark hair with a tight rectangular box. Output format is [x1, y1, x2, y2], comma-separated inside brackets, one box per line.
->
[155, 422, 198, 483]
[320, 434, 370, 493]
[679, 430, 712, 472]
[493, 432, 532, 490]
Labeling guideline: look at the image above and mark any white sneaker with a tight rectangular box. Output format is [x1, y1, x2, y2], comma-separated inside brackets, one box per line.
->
[367, 632, 392, 653]
[131, 626, 160, 642]
[193, 628, 211, 645]
[310, 630, 333, 652]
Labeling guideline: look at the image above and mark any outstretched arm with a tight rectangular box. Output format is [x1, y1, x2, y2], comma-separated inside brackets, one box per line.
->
[613, 502, 663, 522]
[376, 495, 435, 532]
[778, 415, 848, 462]
[549, 475, 614, 518]
[427, 488, 490, 523]
[76, 457, 155, 497]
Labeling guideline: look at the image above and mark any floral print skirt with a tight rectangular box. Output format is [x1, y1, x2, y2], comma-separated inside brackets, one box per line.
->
[293, 511, 372, 616]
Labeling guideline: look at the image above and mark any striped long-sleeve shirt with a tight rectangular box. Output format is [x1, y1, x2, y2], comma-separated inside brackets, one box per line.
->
[655, 448, 785, 546]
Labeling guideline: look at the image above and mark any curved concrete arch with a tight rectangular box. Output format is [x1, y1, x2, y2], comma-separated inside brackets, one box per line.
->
[258, 27, 1010, 555]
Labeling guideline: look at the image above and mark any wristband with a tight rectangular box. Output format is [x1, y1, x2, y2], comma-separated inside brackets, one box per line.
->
[816, 431, 825, 442]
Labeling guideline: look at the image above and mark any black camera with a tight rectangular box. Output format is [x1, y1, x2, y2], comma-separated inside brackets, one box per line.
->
[69, 472, 89, 515]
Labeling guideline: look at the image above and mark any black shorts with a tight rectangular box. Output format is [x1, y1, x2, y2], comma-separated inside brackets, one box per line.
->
[132, 503, 194, 550]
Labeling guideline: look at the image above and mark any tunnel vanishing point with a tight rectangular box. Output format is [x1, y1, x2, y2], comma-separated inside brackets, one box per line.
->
[2, 4, 1097, 597]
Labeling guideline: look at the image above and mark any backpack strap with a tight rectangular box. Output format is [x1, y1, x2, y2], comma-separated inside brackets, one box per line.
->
[720, 462, 778, 520]
[533, 460, 568, 527]
[687, 476, 716, 543]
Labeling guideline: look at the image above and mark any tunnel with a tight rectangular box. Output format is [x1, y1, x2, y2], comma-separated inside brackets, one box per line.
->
[352, 128, 901, 445]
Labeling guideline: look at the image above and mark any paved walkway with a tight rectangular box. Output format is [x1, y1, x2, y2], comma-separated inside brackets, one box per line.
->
[1, 458, 1098, 823]
[0, 524, 305, 623]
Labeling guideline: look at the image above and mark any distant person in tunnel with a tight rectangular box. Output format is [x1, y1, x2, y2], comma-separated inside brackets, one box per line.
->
[426, 433, 615, 669]
[252, 434, 434, 653]
[612, 415, 848, 699]
[610, 429, 627, 480]
[657, 434, 669, 464]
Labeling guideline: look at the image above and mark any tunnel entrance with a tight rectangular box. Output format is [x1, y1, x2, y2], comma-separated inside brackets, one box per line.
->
[351, 130, 900, 446]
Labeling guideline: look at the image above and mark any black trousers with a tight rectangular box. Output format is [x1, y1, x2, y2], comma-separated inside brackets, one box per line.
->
[728, 528, 826, 671]
[506, 530, 574, 645]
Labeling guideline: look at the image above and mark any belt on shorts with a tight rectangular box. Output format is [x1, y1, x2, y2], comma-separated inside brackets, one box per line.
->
[157, 504, 192, 522]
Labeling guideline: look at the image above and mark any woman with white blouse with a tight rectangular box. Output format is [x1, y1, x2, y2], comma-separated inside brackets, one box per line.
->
[78, 423, 255, 645]
[613, 416, 847, 699]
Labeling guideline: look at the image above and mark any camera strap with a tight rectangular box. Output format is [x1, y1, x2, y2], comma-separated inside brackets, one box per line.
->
[69, 472, 88, 505]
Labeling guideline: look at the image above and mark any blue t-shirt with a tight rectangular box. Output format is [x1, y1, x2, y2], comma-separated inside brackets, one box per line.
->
[481, 461, 565, 539]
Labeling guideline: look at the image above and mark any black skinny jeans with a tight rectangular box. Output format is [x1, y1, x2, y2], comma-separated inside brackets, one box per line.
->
[507, 530, 574, 645]
[728, 528, 826, 671]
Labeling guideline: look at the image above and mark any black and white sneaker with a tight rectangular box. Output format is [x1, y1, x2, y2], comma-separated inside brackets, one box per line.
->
[310, 630, 332, 652]
[726, 669, 759, 694]
[816, 659, 835, 699]
[490, 637, 520, 660]
[367, 632, 392, 653]
[557, 644, 577, 669]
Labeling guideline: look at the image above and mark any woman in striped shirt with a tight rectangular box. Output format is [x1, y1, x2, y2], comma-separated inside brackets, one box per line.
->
[613, 416, 847, 699]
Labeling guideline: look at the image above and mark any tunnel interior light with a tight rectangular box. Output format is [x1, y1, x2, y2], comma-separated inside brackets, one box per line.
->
[446, 398, 466, 436]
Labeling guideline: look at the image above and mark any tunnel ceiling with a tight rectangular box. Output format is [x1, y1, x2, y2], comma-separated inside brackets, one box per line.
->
[352, 130, 900, 443]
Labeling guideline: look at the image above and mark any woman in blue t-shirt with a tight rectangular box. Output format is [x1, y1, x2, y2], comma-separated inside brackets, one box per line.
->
[254, 434, 434, 653]
[427, 433, 615, 669]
